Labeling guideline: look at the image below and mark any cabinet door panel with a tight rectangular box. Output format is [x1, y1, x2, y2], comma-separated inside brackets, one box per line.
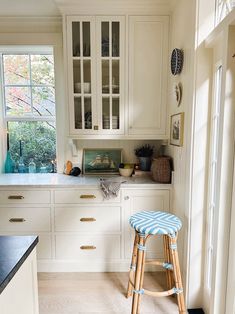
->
[129, 16, 169, 136]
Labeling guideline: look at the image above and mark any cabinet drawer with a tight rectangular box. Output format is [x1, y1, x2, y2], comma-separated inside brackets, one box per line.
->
[54, 189, 120, 204]
[0, 207, 51, 232]
[55, 235, 121, 260]
[55, 206, 121, 232]
[0, 190, 50, 204]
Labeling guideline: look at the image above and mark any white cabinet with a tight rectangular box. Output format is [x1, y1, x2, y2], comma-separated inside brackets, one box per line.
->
[123, 189, 170, 260]
[0, 249, 39, 314]
[128, 16, 169, 136]
[67, 16, 125, 135]
[0, 185, 171, 271]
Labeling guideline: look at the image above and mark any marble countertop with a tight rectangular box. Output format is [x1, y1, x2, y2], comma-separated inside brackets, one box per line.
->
[0, 173, 171, 188]
[0, 235, 38, 294]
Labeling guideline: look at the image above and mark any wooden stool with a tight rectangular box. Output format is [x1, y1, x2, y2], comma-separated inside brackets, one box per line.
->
[126, 210, 186, 314]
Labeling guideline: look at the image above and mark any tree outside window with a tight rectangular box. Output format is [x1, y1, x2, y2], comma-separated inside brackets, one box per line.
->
[1, 48, 57, 173]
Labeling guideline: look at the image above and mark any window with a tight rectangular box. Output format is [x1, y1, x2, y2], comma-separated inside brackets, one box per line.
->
[215, 0, 234, 25]
[205, 65, 223, 292]
[1, 47, 56, 173]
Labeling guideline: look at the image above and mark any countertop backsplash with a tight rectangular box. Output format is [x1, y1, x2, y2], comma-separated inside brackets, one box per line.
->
[69, 139, 163, 170]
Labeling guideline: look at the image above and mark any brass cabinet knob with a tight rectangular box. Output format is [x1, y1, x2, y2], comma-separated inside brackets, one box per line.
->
[80, 195, 96, 199]
[80, 245, 96, 250]
[8, 195, 24, 200]
[9, 218, 26, 223]
[80, 218, 96, 222]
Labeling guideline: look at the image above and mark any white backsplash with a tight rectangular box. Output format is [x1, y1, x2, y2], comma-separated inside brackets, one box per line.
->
[68, 139, 162, 169]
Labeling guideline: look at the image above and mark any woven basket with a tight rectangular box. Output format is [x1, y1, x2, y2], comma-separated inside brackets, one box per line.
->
[151, 156, 172, 183]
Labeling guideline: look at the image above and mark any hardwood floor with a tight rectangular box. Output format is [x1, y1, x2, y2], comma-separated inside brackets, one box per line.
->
[38, 272, 178, 314]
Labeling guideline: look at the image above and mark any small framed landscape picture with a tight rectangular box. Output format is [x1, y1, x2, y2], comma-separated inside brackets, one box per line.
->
[170, 112, 184, 146]
[83, 148, 122, 175]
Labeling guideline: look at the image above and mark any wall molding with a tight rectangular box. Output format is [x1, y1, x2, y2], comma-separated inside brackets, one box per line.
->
[0, 16, 62, 33]
[55, 0, 174, 15]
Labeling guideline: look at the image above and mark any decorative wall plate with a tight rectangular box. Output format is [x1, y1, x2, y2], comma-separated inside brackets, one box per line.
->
[174, 82, 183, 107]
[171, 48, 184, 75]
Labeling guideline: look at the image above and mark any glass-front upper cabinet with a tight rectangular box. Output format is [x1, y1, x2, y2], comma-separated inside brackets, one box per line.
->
[67, 17, 96, 134]
[67, 16, 124, 135]
[97, 17, 124, 134]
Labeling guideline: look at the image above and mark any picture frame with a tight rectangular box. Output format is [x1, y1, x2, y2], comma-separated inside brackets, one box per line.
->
[83, 148, 122, 175]
[170, 112, 184, 146]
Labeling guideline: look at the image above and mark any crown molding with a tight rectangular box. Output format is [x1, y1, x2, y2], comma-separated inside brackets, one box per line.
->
[0, 16, 62, 33]
[54, 0, 173, 15]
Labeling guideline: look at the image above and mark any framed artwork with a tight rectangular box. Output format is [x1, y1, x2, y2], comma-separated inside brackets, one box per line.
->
[83, 148, 122, 175]
[170, 112, 184, 146]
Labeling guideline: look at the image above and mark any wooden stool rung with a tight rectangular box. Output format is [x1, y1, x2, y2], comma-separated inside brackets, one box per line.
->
[144, 287, 177, 297]
[145, 260, 173, 270]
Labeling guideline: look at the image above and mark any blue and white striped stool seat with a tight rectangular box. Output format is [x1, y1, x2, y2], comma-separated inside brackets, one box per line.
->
[129, 210, 182, 235]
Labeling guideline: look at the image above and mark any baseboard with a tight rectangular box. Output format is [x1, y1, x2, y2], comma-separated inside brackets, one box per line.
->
[188, 309, 205, 314]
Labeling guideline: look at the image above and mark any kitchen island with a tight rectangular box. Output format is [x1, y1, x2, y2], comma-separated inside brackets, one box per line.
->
[0, 235, 39, 314]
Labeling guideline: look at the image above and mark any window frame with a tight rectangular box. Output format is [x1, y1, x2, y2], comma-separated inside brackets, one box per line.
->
[0, 45, 57, 171]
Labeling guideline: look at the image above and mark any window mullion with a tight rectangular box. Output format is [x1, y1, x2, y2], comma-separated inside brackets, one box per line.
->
[29, 54, 34, 115]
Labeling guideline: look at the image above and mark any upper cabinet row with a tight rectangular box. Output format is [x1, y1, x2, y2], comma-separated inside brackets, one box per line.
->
[65, 15, 169, 138]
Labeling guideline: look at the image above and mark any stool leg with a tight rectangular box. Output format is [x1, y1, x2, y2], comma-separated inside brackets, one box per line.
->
[169, 234, 186, 314]
[132, 234, 145, 314]
[127, 231, 139, 298]
[137, 235, 148, 314]
[163, 235, 172, 290]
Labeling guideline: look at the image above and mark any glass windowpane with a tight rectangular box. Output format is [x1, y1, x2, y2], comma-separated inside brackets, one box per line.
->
[8, 121, 56, 173]
[102, 98, 110, 129]
[72, 22, 80, 57]
[73, 60, 81, 93]
[112, 98, 119, 129]
[32, 87, 55, 116]
[5, 86, 31, 116]
[82, 22, 91, 57]
[83, 60, 91, 94]
[74, 97, 82, 129]
[102, 60, 110, 94]
[112, 60, 119, 94]
[3, 55, 30, 85]
[31, 55, 54, 85]
[84, 97, 92, 129]
[102, 22, 109, 57]
[112, 22, 120, 57]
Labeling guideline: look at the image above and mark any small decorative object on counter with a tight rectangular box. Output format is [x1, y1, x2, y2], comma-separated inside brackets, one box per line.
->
[119, 163, 134, 177]
[4, 151, 14, 173]
[28, 158, 36, 173]
[65, 160, 73, 175]
[134, 144, 154, 171]
[151, 156, 172, 183]
[70, 167, 81, 176]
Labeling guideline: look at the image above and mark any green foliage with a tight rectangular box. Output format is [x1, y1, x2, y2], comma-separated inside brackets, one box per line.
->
[134, 144, 154, 158]
[8, 121, 56, 172]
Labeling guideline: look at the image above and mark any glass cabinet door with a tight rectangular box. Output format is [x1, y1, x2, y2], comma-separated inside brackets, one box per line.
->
[100, 20, 121, 132]
[71, 20, 93, 131]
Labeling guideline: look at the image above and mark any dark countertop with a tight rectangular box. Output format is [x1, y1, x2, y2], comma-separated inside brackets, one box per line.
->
[0, 235, 38, 295]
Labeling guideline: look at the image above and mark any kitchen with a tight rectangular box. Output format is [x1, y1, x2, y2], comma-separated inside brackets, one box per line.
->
[0, 1, 235, 313]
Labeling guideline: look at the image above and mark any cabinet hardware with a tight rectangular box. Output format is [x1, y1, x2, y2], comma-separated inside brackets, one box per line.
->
[8, 195, 24, 200]
[9, 218, 26, 223]
[80, 245, 96, 250]
[80, 194, 96, 199]
[94, 125, 99, 130]
[80, 218, 96, 222]
[124, 196, 130, 200]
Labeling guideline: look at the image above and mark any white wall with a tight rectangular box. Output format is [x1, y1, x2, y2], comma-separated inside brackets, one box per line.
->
[166, 0, 197, 307]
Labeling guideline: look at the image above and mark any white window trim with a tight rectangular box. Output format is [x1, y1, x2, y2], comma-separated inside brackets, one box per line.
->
[0, 46, 57, 171]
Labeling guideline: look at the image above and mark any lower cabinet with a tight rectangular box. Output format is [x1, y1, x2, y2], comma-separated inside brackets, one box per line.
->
[0, 249, 39, 314]
[0, 186, 170, 271]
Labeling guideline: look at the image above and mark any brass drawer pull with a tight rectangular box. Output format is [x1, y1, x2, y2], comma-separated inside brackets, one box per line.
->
[80, 194, 96, 199]
[80, 218, 96, 222]
[9, 218, 26, 223]
[8, 195, 24, 200]
[80, 245, 96, 250]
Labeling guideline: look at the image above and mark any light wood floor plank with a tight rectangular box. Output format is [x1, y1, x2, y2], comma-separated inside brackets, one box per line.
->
[38, 272, 178, 314]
